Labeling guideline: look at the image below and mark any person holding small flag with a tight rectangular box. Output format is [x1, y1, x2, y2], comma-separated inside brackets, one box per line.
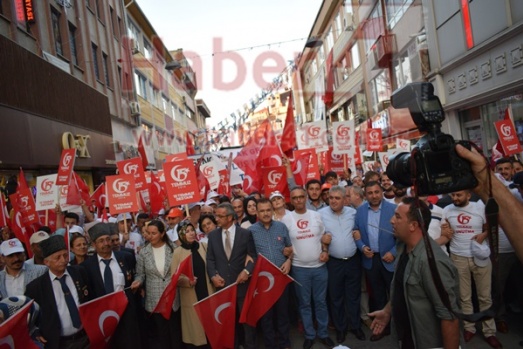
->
[171, 221, 213, 348]
[248, 198, 293, 349]
[131, 219, 181, 348]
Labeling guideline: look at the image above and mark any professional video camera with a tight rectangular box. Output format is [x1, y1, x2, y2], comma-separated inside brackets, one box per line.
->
[386, 82, 478, 195]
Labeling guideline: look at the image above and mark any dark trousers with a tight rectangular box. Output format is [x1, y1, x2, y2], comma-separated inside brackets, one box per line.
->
[59, 330, 89, 349]
[237, 296, 257, 349]
[366, 254, 394, 312]
[259, 285, 291, 349]
[147, 310, 182, 349]
[328, 254, 362, 332]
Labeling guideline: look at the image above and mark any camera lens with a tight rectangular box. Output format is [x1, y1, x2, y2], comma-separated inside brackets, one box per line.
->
[386, 152, 413, 187]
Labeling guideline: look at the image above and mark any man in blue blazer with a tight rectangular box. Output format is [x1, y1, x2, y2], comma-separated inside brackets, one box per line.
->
[354, 181, 397, 341]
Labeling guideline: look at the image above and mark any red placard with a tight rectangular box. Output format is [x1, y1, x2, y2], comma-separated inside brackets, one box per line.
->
[10, 189, 38, 225]
[163, 159, 199, 206]
[56, 149, 76, 185]
[366, 128, 383, 151]
[495, 119, 522, 156]
[262, 166, 287, 198]
[117, 158, 146, 191]
[106, 174, 138, 214]
[294, 148, 320, 181]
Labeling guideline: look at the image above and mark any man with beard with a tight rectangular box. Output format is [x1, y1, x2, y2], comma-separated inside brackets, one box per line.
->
[387, 184, 408, 205]
[380, 172, 395, 200]
[443, 190, 501, 348]
[306, 179, 327, 211]
[0, 238, 47, 298]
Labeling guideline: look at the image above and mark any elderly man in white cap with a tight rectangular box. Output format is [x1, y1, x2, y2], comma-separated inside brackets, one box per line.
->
[26, 230, 50, 265]
[0, 238, 47, 298]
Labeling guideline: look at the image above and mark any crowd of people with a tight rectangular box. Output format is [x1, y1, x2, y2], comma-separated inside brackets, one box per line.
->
[1, 146, 523, 349]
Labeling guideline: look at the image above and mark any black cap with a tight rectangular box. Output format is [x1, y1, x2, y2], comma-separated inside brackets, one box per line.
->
[88, 223, 112, 242]
[509, 172, 523, 188]
[40, 235, 66, 258]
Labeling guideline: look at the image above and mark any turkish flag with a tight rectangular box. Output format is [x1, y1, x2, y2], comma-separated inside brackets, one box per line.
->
[239, 254, 293, 326]
[194, 283, 237, 349]
[217, 169, 231, 197]
[0, 194, 9, 227]
[152, 255, 193, 320]
[138, 134, 150, 170]
[10, 189, 38, 226]
[90, 183, 107, 213]
[280, 93, 297, 157]
[66, 172, 91, 205]
[78, 291, 129, 349]
[148, 171, 166, 215]
[9, 207, 32, 256]
[37, 209, 57, 234]
[195, 158, 210, 202]
[290, 150, 311, 186]
[322, 49, 334, 108]
[18, 167, 29, 190]
[0, 300, 39, 349]
[186, 131, 195, 156]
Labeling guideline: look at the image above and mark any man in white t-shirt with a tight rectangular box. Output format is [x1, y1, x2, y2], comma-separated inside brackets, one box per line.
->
[281, 187, 334, 349]
[443, 190, 501, 348]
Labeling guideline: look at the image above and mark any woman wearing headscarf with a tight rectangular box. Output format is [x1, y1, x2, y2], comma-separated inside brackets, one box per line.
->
[240, 196, 257, 229]
[171, 221, 213, 348]
[131, 220, 181, 348]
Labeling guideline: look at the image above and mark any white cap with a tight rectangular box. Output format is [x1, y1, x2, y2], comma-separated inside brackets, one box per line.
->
[188, 202, 203, 210]
[29, 231, 50, 245]
[117, 213, 132, 222]
[471, 240, 490, 267]
[269, 191, 284, 200]
[0, 238, 25, 256]
[205, 199, 217, 206]
[206, 190, 219, 201]
[68, 225, 84, 235]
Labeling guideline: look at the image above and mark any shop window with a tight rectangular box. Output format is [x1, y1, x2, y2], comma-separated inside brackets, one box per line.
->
[51, 7, 63, 56]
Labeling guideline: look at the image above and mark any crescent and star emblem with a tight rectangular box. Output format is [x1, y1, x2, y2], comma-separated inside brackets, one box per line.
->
[99, 310, 120, 340]
[253, 271, 275, 298]
[214, 302, 232, 325]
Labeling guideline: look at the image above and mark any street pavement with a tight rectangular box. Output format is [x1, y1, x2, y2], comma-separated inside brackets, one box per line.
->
[282, 312, 523, 348]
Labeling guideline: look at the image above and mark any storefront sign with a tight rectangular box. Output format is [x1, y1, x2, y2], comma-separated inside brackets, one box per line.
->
[494, 119, 522, 156]
[62, 132, 91, 158]
[24, 0, 35, 23]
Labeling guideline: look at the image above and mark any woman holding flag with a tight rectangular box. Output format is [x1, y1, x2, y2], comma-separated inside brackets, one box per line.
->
[171, 221, 213, 348]
[131, 219, 181, 348]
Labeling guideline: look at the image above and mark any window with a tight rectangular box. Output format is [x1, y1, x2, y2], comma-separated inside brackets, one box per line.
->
[102, 52, 110, 86]
[144, 41, 153, 60]
[162, 96, 169, 113]
[386, 0, 414, 28]
[171, 103, 177, 120]
[51, 8, 63, 56]
[109, 7, 119, 37]
[363, 4, 384, 52]
[335, 13, 343, 38]
[95, 0, 104, 22]
[326, 28, 334, 51]
[91, 43, 100, 80]
[351, 44, 360, 69]
[369, 71, 391, 115]
[152, 88, 159, 107]
[69, 23, 79, 66]
[127, 20, 140, 51]
[134, 72, 148, 99]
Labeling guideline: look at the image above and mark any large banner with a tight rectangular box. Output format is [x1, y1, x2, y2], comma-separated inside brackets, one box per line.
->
[495, 118, 522, 156]
[332, 120, 356, 155]
[297, 121, 329, 152]
[36, 174, 58, 211]
[117, 158, 146, 191]
[163, 159, 200, 206]
[56, 149, 76, 186]
[106, 175, 138, 214]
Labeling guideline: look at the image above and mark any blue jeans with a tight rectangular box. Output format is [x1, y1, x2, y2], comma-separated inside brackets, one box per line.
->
[291, 264, 329, 340]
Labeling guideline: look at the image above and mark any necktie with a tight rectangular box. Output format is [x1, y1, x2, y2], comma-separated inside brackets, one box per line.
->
[57, 275, 81, 328]
[102, 259, 114, 293]
[224, 230, 232, 260]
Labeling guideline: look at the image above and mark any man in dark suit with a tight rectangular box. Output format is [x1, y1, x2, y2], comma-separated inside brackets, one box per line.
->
[207, 202, 257, 349]
[81, 222, 142, 349]
[354, 181, 397, 342]
[26, 235, 91, 349]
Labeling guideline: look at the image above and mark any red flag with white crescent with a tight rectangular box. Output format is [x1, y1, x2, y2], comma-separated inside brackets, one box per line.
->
[0, 300, 39, 349]
[90, 183, 106, 213]
[78, 291, 129, 349]
[239, 254, 293, 327]
[194, 283, 237, 349]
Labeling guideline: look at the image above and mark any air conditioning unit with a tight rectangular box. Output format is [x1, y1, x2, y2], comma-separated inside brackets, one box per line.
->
[344, 13, 355, 32]
[130, 101, 141, 116]
[375, 34, 397, 68]
[130, 39, 139, 54]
